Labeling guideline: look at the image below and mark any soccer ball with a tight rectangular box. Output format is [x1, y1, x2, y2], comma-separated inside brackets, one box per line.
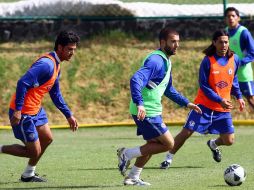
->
[224, 164, 246, 186]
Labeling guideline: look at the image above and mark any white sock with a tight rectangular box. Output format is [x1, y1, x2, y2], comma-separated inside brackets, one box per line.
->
[0, 145, 3, 153]
[210, 139, 218, 150]
[125, 147, 142, 160]
[165, 152, 174, 163]
[128, 165, 143, 180]
[22, 165, 36, 178]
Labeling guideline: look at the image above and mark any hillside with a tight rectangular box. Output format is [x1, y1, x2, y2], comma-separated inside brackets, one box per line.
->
[0, 31, 252, 125]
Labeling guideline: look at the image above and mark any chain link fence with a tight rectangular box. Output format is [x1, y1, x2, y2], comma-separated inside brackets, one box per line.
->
[0, 0, 253, 20]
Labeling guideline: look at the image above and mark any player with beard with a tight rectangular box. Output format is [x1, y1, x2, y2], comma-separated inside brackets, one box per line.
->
[117, 27, 202, 186]
[160, 29, 245, 170]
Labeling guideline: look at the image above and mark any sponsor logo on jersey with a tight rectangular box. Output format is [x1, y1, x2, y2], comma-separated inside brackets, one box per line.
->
[215, 81, 228, 89]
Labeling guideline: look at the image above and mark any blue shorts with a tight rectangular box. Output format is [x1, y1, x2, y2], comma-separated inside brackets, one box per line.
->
[239, 81, 254, 96]
[132, 115, 168, 140]
[9, 108, 48, 142]
[183, 105, 234, 134]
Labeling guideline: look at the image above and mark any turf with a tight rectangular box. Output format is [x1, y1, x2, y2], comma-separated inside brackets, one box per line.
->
[0, 126, 253, 189]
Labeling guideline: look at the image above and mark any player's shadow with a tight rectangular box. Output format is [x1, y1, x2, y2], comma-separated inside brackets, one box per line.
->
[0, 185, 123, 189]
[145, 166, 205, 169]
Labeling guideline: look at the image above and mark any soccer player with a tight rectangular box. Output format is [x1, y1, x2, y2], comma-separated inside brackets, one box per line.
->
[0, 30, 79, 182]
[117, 27, 202, 186]
[225, 7, 254, 109]
[160, 30, 245, 169]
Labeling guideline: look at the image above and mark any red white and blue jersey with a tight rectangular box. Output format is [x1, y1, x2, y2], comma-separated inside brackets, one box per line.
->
[194, 54, 242, 112]
[10, 51, 72, 118]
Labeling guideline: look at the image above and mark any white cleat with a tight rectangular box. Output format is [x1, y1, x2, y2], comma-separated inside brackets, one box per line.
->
[124, 177, 151, 186]
[117, 147, 130, 176]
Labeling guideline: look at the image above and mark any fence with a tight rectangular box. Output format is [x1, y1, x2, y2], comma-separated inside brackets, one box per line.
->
[0, 0, 253, 20]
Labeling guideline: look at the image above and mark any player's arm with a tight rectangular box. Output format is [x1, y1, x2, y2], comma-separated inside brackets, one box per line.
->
[239, 30, 254, 65]
[11, 59, 51, 126]
[49, 76, 78, 131]
[130, 55, 161, 120]
[164, 75, 202, 114]
[231, 55, 245, 111]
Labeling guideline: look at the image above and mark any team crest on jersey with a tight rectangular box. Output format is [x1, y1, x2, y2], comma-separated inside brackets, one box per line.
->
[232, 39, 238, 46]
[189, 120, 195, 127]
[29, 133, 35, 140]
[228, 68, 233, 75]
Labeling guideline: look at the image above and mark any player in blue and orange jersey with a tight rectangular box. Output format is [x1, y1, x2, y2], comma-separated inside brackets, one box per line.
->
[224, 7, 254, 109]
[117, 27, 202, 186]
[0, 30, 80, 182]
[160, 30, 245, 169]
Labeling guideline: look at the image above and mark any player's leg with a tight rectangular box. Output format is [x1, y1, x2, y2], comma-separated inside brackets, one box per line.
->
[207, 112, 234, 162]
[160, 128, 194, 169]
[124, 132, 173, 186]
[28, 123, 53, 166]
[20, 123, 52, 182]
[160, 107, 205, 169]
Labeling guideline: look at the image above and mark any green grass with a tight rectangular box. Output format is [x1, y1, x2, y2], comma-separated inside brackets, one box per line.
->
[0, 126, 253, 189]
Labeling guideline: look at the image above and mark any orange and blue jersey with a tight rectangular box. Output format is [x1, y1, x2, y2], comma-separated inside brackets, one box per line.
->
[9, 51, 72, 118]
[194, 53, 242, 112]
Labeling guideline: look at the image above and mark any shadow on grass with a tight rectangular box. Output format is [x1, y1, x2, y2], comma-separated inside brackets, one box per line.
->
[0, 185, 122, 189]
[208, 184, 229, 188]
[71, 165, 204, 171]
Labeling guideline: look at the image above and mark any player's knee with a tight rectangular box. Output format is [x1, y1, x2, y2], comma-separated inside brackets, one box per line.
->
[223, 137, 234, 146]
[165, 140, 174, 151]
[28, 148, 42, 158]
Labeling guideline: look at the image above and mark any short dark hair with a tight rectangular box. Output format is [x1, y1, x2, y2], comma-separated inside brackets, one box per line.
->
[159, 27, 179, 41]
[54, 30, 80, 51]
[224, 7, 240, 17]
[203, 29, 234, 57]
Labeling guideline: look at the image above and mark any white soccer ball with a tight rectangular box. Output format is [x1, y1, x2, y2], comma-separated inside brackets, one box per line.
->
[224, 164, 246, 186]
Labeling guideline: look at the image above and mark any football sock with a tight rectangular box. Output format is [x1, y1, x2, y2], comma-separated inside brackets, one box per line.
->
[22, 165, 36, 178]
[210, 139, 218, 150]
[125, 147, 142, 160]
[0, 145, 2, 153]
[165, 152, 174, 162]
[128, 165, 143, 180]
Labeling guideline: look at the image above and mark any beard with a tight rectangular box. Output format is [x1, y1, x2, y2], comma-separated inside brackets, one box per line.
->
[164, 45, 175, 56]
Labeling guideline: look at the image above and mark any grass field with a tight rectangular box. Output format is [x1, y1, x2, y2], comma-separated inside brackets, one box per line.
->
[0, 126, 253, 189]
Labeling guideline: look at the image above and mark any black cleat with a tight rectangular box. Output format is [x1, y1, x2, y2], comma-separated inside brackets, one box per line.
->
[20, 173, 47, 182]
[207, 140, 221, 162]
[160, 161, 171, 169]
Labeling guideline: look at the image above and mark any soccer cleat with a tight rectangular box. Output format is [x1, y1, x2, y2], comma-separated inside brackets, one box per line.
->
[20, 173, 47, 182]
[207, 140, 222, 162]
[160, 160, 171, 169]
[124, 177, 151, 186]
[117, 147, 130, 176]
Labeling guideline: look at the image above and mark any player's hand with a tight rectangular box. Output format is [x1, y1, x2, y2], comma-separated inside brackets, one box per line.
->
[137, 105, 146, 121]
[67, 116, 78, 132]
[220, 99, 233, 110]
[187, 103, 202, 114]
[237, 98, 245, 111]
[10, 110, 21, 126]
